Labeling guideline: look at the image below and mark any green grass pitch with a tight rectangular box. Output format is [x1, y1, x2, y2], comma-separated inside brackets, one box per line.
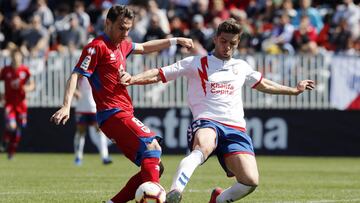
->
[1, 154, 360, 203]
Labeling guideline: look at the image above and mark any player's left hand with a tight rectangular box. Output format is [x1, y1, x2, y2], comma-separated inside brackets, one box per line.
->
[177, 37, 194, 49]
[297, 80, 315, 93]
[50, 106, 70, 125]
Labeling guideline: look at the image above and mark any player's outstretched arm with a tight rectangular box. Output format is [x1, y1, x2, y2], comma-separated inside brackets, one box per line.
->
[255, 78, 315, 95]
[50, 72, 80, 125]
[132, 37, 194, 54]
[120, 69, 161, 86]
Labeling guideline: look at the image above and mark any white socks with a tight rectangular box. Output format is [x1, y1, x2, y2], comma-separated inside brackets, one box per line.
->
[170, 149, 204, 192]
[74, 132, 85, 160]
[88, 126, 109, 160]
[216, 182, 256, 203]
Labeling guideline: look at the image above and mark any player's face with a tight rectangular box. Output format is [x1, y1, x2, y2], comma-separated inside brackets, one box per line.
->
[213, 32, 239, 60]
[11, 51, 22, 68]
[107, 17, 133, 44]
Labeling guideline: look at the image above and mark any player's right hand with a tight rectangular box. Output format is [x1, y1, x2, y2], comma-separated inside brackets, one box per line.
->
[50, 107, 70, 125]
[119, 68, 132, 86]
[177, 37, 194, 49]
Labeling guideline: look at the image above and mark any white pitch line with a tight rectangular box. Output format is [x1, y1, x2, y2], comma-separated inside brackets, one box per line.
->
[309, 199, 360, 203]
[182, 190, 360, 203]
[0, 190, 104, 195]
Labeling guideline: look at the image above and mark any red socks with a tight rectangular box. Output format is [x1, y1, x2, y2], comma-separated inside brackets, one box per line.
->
[141, 157, 160, 183]
[110, 157, 160, 203]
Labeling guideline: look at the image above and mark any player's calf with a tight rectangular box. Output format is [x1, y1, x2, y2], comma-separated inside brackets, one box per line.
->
[215, 182, 257, 203]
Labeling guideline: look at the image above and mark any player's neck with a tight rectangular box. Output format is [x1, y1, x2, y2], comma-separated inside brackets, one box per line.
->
[103, 32, 120, 46]
[213, 52, 231, 61]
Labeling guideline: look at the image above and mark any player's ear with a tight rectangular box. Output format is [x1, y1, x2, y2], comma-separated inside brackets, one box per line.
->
[105, 19, 112, 29]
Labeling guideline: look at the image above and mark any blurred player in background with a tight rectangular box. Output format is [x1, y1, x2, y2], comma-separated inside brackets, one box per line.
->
[73, 76, 112, 165]
[0, 48, 35, 159]
[121, 18, 315, 203]
[50, 5, 193, 203]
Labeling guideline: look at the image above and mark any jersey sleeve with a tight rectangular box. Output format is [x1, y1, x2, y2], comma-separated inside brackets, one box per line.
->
[243, 60, 263, 88]
[73, 44, 101, 77]
[159, 56, 195, 83]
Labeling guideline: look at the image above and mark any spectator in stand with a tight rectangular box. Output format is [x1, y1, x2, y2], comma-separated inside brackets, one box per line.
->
[292, 0, 323, 33]
[57, 14, 87, 52]
[0, 12, 10, 50]
[258, 0, 277, 24]
[155, 0, 169, 10]
[73, 0, 91, 32]
[188, 14, 207, 49]
[230, 9, 253, 53]
[53, 3, 71, 32]
[147, 0, 170, 34]
[203, 16, 222, 52]
[94, 1, 112, 36]
[291, 15, 318, 54]
[332, 0, 360, 39]
[329, 18, 353, 54]
[169, 16, 186, 54]
[4, 14, 26, 53]
[316, 13, 334, 51]
[223, 0, 250, 10]
[169, 16, 185, 39]
[262, 13, 295, 54]
[170, 0, 192, 22]
[276, 0, 297, 20]
[209, 0, 230, 21]
[33, 0, 54, 29]
[128, 5, 148, 43]
[143, 14, 166, 43]
[21, 14, 48, 57]
[192, 0, 211, 25]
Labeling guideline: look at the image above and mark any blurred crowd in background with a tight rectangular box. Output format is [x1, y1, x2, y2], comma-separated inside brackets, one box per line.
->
[1, 0, 360, 58]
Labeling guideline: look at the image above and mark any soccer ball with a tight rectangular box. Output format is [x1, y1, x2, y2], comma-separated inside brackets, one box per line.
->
[135, 181, 166, 203]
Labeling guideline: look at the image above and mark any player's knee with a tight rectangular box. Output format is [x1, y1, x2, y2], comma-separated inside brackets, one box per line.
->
[77, 125, 86, 134]
[236, 171, 259, 187]
[192, 145, 212, 160]
[6, 123, 17, 132]
[244, 175, 259, 187]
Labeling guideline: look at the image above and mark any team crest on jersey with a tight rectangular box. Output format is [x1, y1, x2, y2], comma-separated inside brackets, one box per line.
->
[110, 53, 116, 61]
[19, 71, 27, 79]
[232, 66, 239, 75]
[87, 47, 96, 55]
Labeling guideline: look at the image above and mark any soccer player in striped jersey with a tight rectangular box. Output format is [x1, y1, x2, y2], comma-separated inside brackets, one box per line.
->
[121, 18, 315, 203]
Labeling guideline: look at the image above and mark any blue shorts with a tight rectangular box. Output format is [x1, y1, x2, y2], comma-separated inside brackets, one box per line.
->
[75, 113, 97, 125]
[187, 119, 255, 177]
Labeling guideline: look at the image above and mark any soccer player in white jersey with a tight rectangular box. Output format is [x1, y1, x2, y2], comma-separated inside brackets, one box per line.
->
[120, 18, 315, 203]
[74, 76, 112, 165]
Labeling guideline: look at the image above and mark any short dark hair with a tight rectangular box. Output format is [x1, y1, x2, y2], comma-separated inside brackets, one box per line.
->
[216, 18, 242, 36]
[106, 5, 135, 22]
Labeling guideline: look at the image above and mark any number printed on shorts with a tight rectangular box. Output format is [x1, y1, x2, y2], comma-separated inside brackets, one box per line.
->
[131, 117, 151, 133]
